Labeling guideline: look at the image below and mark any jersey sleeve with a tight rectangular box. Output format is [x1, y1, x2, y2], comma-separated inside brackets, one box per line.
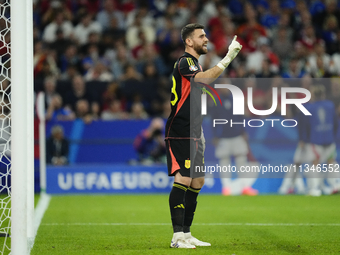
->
[178, 57, 201, 81]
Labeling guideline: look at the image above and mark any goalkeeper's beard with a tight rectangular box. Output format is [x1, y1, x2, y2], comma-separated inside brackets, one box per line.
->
[193, 43, 207, 56]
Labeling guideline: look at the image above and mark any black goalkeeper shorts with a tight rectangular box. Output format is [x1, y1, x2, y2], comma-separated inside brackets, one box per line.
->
[165, 139, 205, 178]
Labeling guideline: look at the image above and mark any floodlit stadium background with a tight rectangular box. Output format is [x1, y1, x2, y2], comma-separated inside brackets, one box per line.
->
[25, 0, 340, 194]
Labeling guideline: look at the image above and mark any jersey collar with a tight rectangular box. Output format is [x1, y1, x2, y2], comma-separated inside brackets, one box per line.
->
[183, 52, 198, 62]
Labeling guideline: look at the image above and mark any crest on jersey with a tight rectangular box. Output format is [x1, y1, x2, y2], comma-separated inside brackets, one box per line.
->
[185, 159, 191, 169]
[189, 65, 198, 71]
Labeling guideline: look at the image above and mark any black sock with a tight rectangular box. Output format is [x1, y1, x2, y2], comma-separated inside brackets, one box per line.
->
[183, 186, 200, 233]
[169, 182, 188, 233]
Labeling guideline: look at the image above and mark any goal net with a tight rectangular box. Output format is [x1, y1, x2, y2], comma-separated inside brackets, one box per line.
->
[0, 0, 11, 254]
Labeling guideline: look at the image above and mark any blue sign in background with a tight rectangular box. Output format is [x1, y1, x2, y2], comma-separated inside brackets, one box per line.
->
[46, 119, 340, 165]
[46, 164, 283, 194]
[44, 119, 340, 194]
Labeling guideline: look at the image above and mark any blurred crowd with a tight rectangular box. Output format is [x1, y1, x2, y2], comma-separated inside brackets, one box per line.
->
[26, 0, 340, 121]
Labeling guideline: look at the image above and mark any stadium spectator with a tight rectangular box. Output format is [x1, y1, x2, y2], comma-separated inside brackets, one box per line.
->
[310, 56, 333, 78]
[59, 64, 79, 81]
[309, 0, 325, 16]
[298, 24, 322, 53]
[101, 81, 123, 111]
[65, 75, 99, 114]
[198, 1, 224, 28]
[58, 44, 82, 74]
[131, 30, 152, 59]
[108, 44, 133, 79]
[73, 12, 102, 45]
[42, 10, 74, 43]
[295, 10, 314, 40]
[158, 28, 183, 75]
[82, 44, 101, 75]
[330, 78, 340, 111]
[140, 62, 160, 93]
[236, 3, 267, 50]
[29, 0, 340, 125]
[292, 41, 309, 69]
[101, 100, 128, 121]
[155, 2, 187, 29]
[136, 43, 167, 76]
[306, 42, 331, 76]
[282, 57, 306, 78]
[313, 0, 340, 30]
[103, 16, 126, 42]
[46, 124, 69, 165]
[180, 1, 202, 26]
[161, 100, 171, 119]
[43, 76, 57, 107]
[271, 12, 293, 40]
[40, 0, 73, 29]
[272, 26, 294, 63]
[129, 102, 149, 120]
[34, 41, 59, 81]
[322, 15, 339, 54]
[210, 20, 247, 58]
[207, 2, 232, 49]
[126, 3, 154, 28]
[260, 0, 281, 28]
[133, 117, 166, 164]
[49, 28, 72, 59]
[246, 36, 279, 75]
[125, 12, 156, 49]
[75, 99, 97, 124]
[148, 0, 169, 18]
[229, 63, 248, 78]
[66, 0, 101, 16]
[293, 7, 313, 40]
[84, 60, 113, 82]
[331, 34, 340, 75]
[46, 94, 75, 121]
[256, 58, 276, 78]
[123, 59, 142, 77]
[96, 0, 125, 30]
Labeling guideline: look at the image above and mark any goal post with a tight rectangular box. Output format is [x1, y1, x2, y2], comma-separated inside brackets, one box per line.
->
[11, 0, 34, 254]
[26, 0, 35, 246]
[37, 92, 46, 194]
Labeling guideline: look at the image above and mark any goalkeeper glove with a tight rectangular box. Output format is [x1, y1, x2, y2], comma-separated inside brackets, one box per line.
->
[217, 35, 242, 70]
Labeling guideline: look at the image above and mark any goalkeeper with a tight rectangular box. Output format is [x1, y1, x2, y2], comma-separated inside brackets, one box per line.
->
[165, 23, 242, 249]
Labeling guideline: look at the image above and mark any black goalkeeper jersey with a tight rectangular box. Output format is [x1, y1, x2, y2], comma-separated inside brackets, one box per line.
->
[165, 52, 203, 140]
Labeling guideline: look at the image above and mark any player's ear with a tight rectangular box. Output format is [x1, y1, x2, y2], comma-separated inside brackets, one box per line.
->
[185, 37, 193, 47]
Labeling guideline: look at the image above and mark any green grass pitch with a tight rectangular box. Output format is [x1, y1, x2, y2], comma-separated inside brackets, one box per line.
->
[31, 194, 340, 255]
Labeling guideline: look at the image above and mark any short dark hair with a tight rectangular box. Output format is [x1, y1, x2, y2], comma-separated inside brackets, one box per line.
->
[181, 23, 205, 45]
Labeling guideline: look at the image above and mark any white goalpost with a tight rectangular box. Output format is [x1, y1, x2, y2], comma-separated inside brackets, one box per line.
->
[10, 0, 34, 254]
[37, 92, 46, 194]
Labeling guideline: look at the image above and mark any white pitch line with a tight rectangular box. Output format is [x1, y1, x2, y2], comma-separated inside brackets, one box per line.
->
[34, 193, 52, 234]
[41, 222, 340, 226]
[29, 193, 51, 254]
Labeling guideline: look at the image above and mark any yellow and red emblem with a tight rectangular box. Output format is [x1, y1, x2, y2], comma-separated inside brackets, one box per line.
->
[185, 159, 191, 169]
